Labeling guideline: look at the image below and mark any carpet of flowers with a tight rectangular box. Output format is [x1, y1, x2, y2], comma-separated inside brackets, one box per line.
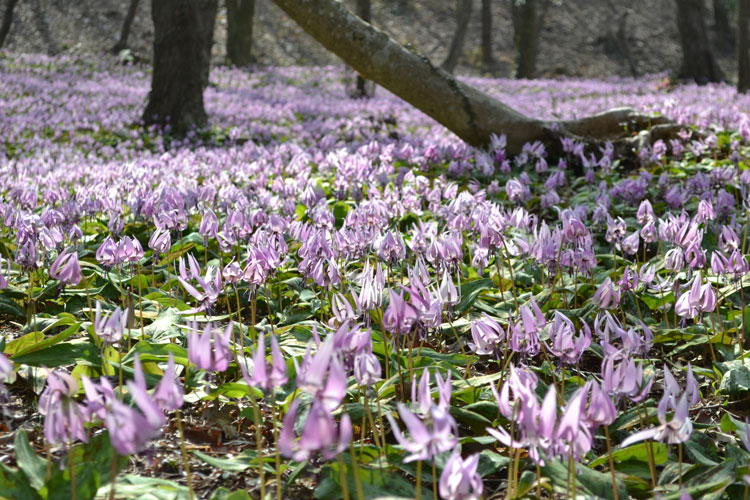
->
[1, 52, 750, 499]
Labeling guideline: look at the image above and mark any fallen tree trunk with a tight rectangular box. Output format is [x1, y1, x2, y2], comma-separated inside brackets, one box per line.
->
[271, 0, 680, 159]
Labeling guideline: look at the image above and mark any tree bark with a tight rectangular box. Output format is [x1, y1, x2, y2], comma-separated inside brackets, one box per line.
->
[675, 0, 723, 83]
[30, 0, 58, 55]
[713, 0, 735, 49]
[353, 0, 373, 98]
[226, 0, 255, 67]
[112, 0, 140, 53]
[270, 0, 678, 160]
[481, 0, 495, 73]
[740, 0, 750, 93]
[0, 0, 18, 49]
[511, 0, 538, 79]
[143, 0, 218, 132]
[441, 0, 473, 74]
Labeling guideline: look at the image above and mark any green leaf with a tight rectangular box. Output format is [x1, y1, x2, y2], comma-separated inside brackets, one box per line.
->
[589, 442, 668, 468]
[192, 450, 254, 472]
[0, 462, 42, 500]
[143, 308, 183, 341]
[210, 488, 252, 500]
[718, 363, 750, 397]
[46, 432, 127, 500]
[455, 278, 494, 314]
[12, 342, 100, 368]
[541, 459, 627, 500]
[14, 431, 45, 490]
[4, 332, 44, 356]
[104, 475, 190, 500]
[14, 322, 80, 357]
[0, 293, 26, 318]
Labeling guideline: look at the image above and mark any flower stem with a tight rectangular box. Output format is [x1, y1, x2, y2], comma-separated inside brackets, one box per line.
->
[69, 443, 77, 500]
[337, 454, 351, 500]
[250, 392, 265, 499]
[415, 460, 422, 500]
[176, 410, 195, 500]
[349, 443, 365, 500]
[431, 460, 438, 500]
[604, 425, 619, 500]
[272, 394, 282, 500]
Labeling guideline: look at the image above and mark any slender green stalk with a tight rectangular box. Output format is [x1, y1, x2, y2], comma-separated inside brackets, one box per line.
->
[136, 263, 145, 340]
[604, 425, 619, 500]
[69, 443, 77, 500]
[272, 393, 282, 500]
[250, 393, 266, 499]
[415, 460, 422, 500]
[678, 442, 683, 488]
[349, 443, 365, 500]
[432, 460, 438, 500]
[176, 410, 195, 500]
[337, 454, 351, 500]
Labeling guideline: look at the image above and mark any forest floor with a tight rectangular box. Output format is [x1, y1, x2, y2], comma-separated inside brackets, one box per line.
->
[2, 0, 738, 79]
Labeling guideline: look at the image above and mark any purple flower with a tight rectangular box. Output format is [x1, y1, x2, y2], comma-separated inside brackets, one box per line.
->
[241, 330, 288, 394]
[179, 265, 222, 312]
[592, 277, 621, 310]
[152, 353, 184, 411]
[187, 321, 232, 372]
[387, 402, 458, 463]
[383, 289, 419, 335]
[199, 209, 219, 240]
[0, 258, 10, 290]
[96, 236, 120, 269]
[148, 228, 171, 255]
[278, 399, 352, 461]
[118, 236, 144, 264]
[439, 451, 483, 500]
[94, 301, 129, 344]
[49, 248, 82, 286]
[39, 371, 88, 445]
[546, 312, 591, 365]
[621, 392, 693, 447]
[469, 314, 505, 356]
[675, 272, 716, 320]
[353, 351, 381, 386]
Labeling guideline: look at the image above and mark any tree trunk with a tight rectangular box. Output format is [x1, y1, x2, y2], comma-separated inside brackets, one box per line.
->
[226, 0, 255, 66]
[270, 0, 678, 160]
[353, 0, 373, 98]
[30, 0, 58, 55]
[481, 0, 495, 73]
[713, 0, 735, 49]
[441, 0, 473, 74]
[201, 0, 218, 88]
[112, 0, 140, 53]
[511, 0, 538, 79]
[143, 0, 218, 132]
[675, 0, 723, 83]
[740, 0, 750, 93]
[0, 0, 18, 49]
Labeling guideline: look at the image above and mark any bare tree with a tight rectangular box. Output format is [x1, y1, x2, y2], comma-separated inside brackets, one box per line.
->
[353, 0, 373, 98]
[271, 0, 681, 160]
[441, 0, 473, 74]
[511, 0, 538, 79]
[675, 0, 723, 83]
[713, 0, 735, 49]
[143, 0, 218, 132]
[30, 0, 57, 55]
[740, 0, 750, 92]
[481, 0, 495, 73]
[112, 0, 140, 53]
[226, 0, 255, 66]
[0, 0, 18, 49]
